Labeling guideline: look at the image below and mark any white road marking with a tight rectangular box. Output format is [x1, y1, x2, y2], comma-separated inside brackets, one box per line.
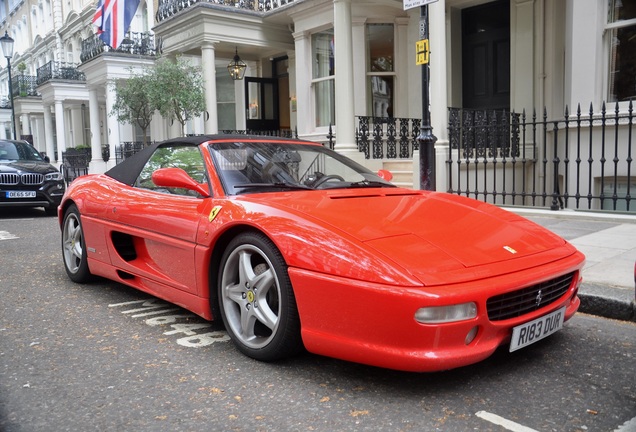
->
[109, 298, 230, 348]
[476, 411, 539, 432]
[0, 231, 19, 240]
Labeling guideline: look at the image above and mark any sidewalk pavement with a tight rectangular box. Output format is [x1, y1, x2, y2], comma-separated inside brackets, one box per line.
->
[505, 207, 636, 322]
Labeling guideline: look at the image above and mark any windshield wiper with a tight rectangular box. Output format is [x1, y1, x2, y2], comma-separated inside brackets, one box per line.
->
[234, 182, 312, 191]
[345, 180, 396, 188]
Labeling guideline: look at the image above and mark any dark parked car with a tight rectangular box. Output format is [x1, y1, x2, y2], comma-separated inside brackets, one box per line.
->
[0, 140, 65, 215]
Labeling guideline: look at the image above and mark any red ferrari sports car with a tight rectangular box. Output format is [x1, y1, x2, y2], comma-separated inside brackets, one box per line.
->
[59, 135, 584, 372]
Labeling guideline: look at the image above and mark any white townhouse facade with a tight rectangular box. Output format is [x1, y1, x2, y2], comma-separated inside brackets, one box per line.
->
[0, 0, 634, 211]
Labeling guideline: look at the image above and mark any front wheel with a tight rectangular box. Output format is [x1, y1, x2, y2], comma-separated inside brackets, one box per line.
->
[218, 232, 302, 362]
[62, 204, 92, 283]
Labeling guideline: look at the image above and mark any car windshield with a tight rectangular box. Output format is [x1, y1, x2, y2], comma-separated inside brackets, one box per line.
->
[208, 140, 395, 195]
[0, 141, 44, 162]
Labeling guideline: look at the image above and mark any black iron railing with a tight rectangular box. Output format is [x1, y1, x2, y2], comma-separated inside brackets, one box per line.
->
[61, 148, 91, 184]
[355, 116, 420, 159]
[447, 103, 635, 212]
[156, 0, 295, 22]
[36, 62, 85, 85]
[80, 31, 159, 63]
[12, 75, 39, 97]
[115, 141, 157, 165]
[220, 128, 297, 138]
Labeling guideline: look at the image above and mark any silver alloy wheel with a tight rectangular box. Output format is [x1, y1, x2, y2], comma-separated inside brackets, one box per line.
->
[62, 211, 83, 275]
[220, 243, 281, 349]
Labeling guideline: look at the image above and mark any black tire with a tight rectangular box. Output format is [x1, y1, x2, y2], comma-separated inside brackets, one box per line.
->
[217, 231, 302, 361]
[61, 204, 93, 283]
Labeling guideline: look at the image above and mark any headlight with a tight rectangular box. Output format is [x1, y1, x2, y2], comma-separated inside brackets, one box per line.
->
[45, 172, 64, 181]
[415, 302, 477, 324]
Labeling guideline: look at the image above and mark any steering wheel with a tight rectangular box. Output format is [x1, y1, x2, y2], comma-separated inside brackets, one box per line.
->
[312, 174, 345, 188]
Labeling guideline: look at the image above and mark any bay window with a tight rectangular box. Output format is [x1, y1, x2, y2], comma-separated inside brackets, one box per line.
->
[312, 29, 335, 127]
[367, 23, 395, 118]
[607, 0, 636, 102]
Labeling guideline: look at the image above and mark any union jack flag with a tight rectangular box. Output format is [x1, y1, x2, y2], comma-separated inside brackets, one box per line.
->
[92, 0, 140, 50]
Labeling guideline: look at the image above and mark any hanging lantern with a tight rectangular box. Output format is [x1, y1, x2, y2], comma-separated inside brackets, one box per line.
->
[227, 47, 247, 80]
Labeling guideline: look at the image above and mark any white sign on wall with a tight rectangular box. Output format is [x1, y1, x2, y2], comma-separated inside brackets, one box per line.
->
[403, 0, 439, 10]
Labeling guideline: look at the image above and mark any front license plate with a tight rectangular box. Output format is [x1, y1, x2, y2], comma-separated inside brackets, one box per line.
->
[6, 191, 36, 198]
[509, 306, 566, 352]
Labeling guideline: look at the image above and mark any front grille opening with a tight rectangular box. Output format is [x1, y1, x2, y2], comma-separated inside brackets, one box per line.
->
[0, 173, 20, 185]
[0, 173, 44, 185]
[21, 173, 44, 185]
[486, 272, 576, 321]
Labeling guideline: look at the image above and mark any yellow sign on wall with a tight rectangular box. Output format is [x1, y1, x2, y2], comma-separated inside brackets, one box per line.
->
[416, 39, 429, 65]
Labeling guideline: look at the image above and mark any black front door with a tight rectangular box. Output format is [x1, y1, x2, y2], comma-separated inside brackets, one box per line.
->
[462, 0, 510, 111]
[245, 77, 279, 131]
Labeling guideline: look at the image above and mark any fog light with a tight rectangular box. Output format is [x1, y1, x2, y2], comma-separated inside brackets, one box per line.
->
[415, 302, 477, 324]
[465, 326, 479, 345]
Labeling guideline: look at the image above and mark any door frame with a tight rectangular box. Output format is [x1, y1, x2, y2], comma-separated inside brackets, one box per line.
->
[245, 77, 279, 131]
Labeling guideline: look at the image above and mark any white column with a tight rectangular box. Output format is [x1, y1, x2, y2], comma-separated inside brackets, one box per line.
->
[287, 51, 297, 132]
[31, 116, 45, 154]
[145, 0, 155, 31]
[201, 42, 218, 134]
[170, 117, 182, 138]
[351, 17, 366, 117]
[333, 0, 357, 153]
[395, 17, 410, 118]
[88, 88, 106, 172]
[43, 105, 55, 162]
[430, 0, 448, 141]
[511, 0, 536, 113]
[54, 100, 66, 162]
[292, 30, 311, 137]
[430, 0, 449, 192]
[70, 105, 83, 147]
[20, 114, 31, 136]
[105, 85, 120, 165]
[88, 89, 102, 160]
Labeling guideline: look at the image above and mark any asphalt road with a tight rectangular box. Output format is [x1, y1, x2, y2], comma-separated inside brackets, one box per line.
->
[1, 207, 635, 432]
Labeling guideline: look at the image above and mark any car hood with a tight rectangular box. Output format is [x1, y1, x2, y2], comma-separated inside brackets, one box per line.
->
[0, 160, 57, 174]
[258, 189, 572, 284]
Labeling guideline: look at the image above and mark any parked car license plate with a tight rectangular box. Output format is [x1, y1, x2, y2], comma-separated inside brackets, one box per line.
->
[509, 306, 565, 352]
[6, 191, 36, 198]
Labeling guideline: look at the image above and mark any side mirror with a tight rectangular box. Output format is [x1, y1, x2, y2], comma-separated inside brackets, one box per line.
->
[377, 169, 393, 181]
[151, 167, 210, 197]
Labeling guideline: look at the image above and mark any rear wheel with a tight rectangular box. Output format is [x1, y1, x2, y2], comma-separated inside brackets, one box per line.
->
[62, 204, 92, 283]
[218, 232, 302, 361]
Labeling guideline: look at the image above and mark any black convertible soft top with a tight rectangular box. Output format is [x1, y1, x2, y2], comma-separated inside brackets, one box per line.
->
[104, 136, 210, 186]
[104, 134, 301, 186]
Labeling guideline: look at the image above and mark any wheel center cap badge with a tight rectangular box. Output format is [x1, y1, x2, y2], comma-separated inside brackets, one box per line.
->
[246, 291, 255, 303]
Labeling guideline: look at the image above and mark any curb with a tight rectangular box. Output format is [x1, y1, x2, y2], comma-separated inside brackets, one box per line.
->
[579, 293, 636, 322]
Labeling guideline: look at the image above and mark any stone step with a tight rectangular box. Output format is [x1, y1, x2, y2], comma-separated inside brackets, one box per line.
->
[383, 160, 413, 189]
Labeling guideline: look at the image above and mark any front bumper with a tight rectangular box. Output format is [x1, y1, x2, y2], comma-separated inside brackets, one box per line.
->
[289, 251, 584, 372]
[0, 181, 65, 209]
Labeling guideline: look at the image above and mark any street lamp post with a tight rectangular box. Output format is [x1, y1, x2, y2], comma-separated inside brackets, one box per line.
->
[417, 5, 437, 191]
[0, 31, 16, 140]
